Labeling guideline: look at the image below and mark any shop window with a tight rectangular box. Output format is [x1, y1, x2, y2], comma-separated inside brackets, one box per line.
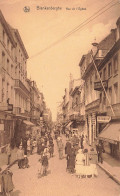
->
[108, 62, 112, 78]
[100, 93, 102, 103]
[113, 54, 118, 75]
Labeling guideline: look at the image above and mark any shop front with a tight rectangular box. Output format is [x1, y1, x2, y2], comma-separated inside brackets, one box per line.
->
[0, 111, 14, 151]
[98, 121, 120, 160]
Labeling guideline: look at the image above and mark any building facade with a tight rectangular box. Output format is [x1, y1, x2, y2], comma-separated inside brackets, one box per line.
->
[79, 28, 116, 146]
[96, 18, 120, 159]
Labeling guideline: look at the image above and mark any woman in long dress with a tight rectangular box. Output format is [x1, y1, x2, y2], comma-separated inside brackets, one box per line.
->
[75, 149, 85, 178]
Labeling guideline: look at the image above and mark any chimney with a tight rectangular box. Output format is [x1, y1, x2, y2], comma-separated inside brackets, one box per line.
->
[116, 17, 120, 41]
[91, 39, 98, 56]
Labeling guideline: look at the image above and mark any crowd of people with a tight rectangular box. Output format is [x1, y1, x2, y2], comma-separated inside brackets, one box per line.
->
[0, 127, 105, 195]
[55, 129, 104, 179]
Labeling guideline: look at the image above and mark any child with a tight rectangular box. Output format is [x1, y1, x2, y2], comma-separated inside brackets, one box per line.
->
[49, 142, 54, 158]
[41, 148, 49, 176]
[22, 155, 29, 168]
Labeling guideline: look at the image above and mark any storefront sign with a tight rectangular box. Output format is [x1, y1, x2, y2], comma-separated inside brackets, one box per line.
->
[94, 80, 108, 91]
[97, 116, 111, 123]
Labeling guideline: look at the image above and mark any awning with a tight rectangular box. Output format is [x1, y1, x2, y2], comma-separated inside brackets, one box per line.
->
[98, 122, 120, 143]
[23, 120, 35, 126]
[66, 121, 73, 128]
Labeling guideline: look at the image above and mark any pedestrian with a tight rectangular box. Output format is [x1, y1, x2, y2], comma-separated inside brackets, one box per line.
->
[75, 149, 85, 178]
[67, 146, 76, 174]
[6, 144, 11, 165]
[57, 138, 64, 160]
[65, 139, 71, 156]
[22, 155, 29, 168]
[37, 139, 41, 154]
[22, 137, 27, 155]
[0, 168, 4, 196]
[89, 148, 98, 177]
[49, 142, 54, 158]
[2, 167, 14, 196]
[97, 141, 104, 164]
[27, 138, 31, 154]
[41, 148, 49, 176]
[80, 134, 84, 149]
[16, 145, 24, 169]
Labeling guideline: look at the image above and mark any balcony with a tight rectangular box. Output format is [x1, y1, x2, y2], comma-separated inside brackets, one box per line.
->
[70, 113, 85, 122]
[107, 103, 120, 116]
[94, 80, 108, 91]
[14, 79, 30, 97]
[85, 99, 100, 111]
[13, 107, 21, 115]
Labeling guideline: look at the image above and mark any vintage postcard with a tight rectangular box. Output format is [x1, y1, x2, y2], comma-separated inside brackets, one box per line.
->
[0, 0, 120, 196]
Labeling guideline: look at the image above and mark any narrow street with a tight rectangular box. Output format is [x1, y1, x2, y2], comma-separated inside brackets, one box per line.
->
[10, 138, 120, 196]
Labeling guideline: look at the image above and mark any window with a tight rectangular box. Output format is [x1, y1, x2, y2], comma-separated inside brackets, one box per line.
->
[3, 30, 5, 42]
[15, 56, 17, 63]
[114, 83, 118, 104]
[103, 68, 106, 80]
[11, 64, 13, 77]
[103, 92, 106, 105]
[2, 52, 5, 68]
[76, 97, 78, 106]
[108, 62, 112, 77]
[95, 72, 98, 80]
[109, 87, 112, 104]
[113, 55, 118, 75]
[6, 83, 9, 100]
[7, 39, 10, 50]
[100, 72, 102, 80]
[100, 93, 102, 103]
[7, 59, 9, 73]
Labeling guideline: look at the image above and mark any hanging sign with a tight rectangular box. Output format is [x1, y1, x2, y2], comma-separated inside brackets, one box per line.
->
[97, 116, 111, 123]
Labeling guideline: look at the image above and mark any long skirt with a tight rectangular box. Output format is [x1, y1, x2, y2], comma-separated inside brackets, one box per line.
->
[75, 164, 98, 176]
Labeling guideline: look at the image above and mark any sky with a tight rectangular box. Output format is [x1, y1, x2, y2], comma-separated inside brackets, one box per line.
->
[0, 0, 120, 120]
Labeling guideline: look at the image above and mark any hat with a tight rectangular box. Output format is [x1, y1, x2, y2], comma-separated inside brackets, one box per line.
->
[78, 149, 83, 153]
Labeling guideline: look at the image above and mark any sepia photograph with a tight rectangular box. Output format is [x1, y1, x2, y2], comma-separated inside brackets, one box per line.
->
[0, 0, 120, 195]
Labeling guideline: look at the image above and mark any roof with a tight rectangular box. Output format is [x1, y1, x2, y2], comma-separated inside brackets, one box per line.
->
[98, 39, 120, 71]
[0, 10, 16, 47]
[98, 122, 120, 143]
